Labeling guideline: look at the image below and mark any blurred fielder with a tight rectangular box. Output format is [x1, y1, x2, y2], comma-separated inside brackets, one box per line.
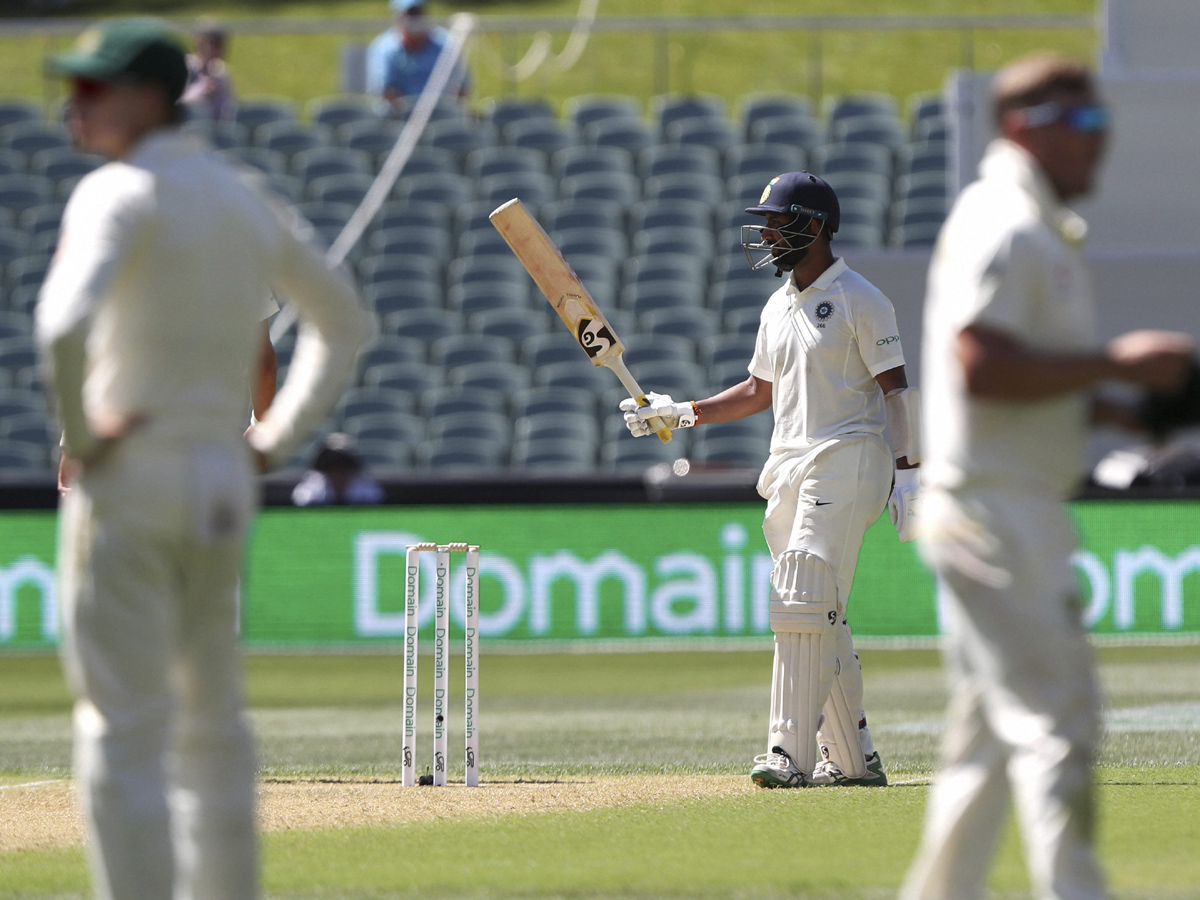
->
[623, 172, 920, 788]
[37, 20, 371, 900]
[901, 55, 1194, 900]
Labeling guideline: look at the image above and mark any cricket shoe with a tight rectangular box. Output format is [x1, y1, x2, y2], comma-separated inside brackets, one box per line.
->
[750, 746, 808, 789]
[809, 751, 888, 787]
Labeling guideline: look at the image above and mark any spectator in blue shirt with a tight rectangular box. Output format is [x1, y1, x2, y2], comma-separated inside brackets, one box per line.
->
[366, 0, 470, 113]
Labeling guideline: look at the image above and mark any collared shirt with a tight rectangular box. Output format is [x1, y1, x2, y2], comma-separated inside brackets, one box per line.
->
[921, 138, 1097, 499]
[749, 257, 906, 455]
[36, 129, 371, 463]
[365, 26, 469, 98]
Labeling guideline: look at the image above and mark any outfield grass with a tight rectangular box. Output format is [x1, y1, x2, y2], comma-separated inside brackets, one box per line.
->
[2, 646, 1198, 898]
[0, 1, 1096, 117]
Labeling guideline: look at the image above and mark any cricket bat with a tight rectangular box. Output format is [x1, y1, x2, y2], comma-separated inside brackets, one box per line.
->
[489, 198, 673, 443]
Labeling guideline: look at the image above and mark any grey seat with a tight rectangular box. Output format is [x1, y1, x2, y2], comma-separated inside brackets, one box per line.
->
[650, 93, 727, 140]
[0, 441, 48, 470]
[0, 175, 53, 216]
[550, 145, 634, 181]
[182, 119, 248, 150]
[233, 98, 298, 141]
[339, 119, 404, 162]
[292, 146, 372, 181]
[357, 254, 439, 288]
[824, 92, 898, 131]
[382, 308, 463, 342]
[622, 334, 695, 366]
[564, 94, 641, 132]
[832, 222, 885, 249]
[418, 437, 507, 470]
[0, 149, 25, 179]
[368, 225, 451, 260]
[540, 198, 625, 234]
[643, 173, 723, 206]
[356, 335, 426, 371]
[456, 229, 518, 259]
[363, 361, 443, 393]
[602, 429, 681, 471]
[256, 121, 327, 159]
[307, 95, 377, 132]
[898, 141, 949, 178]
[423, 118, 495, 161]
[629, 199, 713, 235]
[667, 118, 738, 153]
[641, 308, 718, 344]
[514, 410, 599, 445]
[620, 283, 698, 317]
[812, 144, 892, 180]
[558, 171, 641, 205]
[478, 171, 556, 207]
[512, 385, 597, 419]
[5, 255, 51, 292]
[342, 411, 425, 446]
[482, 97, 555, 133]
[627, 359, 706, 399]
[337, 386, 415, 422]
[504, 119, 577, 158]
[464, 145, 548, 180]
[394, 172, 472, 206]
[893, 221, 943, 248]
[448, 282, 530, 317]
[220, 146, 287, 177]
[739, 93, 816, 141]
[833, 114, 906, 150]
[29, 148, 102, 182]
[364, 280, 442, 315]
[421, 387, 507, 420]
[449, 360, 531, 394]
[583, 118, 654, 156]
[553, 226, 627, 261]
[693, 434, 769, 467]
[632, 225, 714, 259]
[469, 308, 547, 342]
[0, 100, 42, 131]
[638, 144, 719, 180]
[534, 360, 609, 392]
[0, 122, 69, 157]
[750, 115, 821, 153]
[512, 436, 596, 472]
[724, 143, 806, 181]
[306, 172, 375, 206]
[374, 200, 450, 233]
[521, 332, 589, 370]
[430, 332, 515, 368]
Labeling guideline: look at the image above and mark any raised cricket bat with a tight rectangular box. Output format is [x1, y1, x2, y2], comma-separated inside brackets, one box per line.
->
[489, 198, 673, 443]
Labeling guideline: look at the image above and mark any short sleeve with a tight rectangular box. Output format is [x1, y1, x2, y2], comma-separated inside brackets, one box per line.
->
[851, 284, 906, 377]
[749, 311, 774, 382]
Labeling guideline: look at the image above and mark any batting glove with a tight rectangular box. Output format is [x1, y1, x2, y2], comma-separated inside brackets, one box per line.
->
[619, 392, 697, 437]
[888, 468, 920, 542]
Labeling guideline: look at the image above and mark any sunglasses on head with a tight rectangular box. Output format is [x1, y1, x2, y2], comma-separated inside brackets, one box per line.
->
[1019, 101, 1109, 134]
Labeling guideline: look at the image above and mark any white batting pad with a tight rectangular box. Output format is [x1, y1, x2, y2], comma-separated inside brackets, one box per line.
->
[767, 549, 840, 776]
[818, 619, 868, 779]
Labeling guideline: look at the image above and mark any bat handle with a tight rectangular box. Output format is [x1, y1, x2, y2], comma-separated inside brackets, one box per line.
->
[604, 356, 673, 444]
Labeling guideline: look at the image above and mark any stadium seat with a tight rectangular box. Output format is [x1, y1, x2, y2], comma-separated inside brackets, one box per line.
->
[504, 119, 577, 158]
[892, 221, 943, 248]
[449, 360, 531, 394]
[182, 119, 247, 150]
[450, 283, 530, 317]
[812, 143, 892, 180]
[521, 332, 585, 370]
[394, 171, 472, 206]
[363, 361, 443, 393]
[0, 441, 48, 470]
[889, 196, 948, 232]
[296, 200, 356, 245]
[622, 334, 695, 366]
[5, 255, 51, 293]
[534, 360, 610, 392]
[384, 308, 463, 342]
[337, 386, 416, 423]
[306, 172, 375, 206]
[834, 114, 906, 150]
[307, 95, 377, 132]
[0, 229, 27, 270]
[750, 115, 821, 153]
[292, 146, 372, 181]
[464, 146, 548, 180]
[623, 252, 706, 295]
[626, 360, 706, 401]
[220, 146, 288, 177]
[233, 98, 298, 140]
[446, 256, 529, 297]
[514, 410, 599, 444]
[553, 226, 627, 261]
[421, 387, 507, 420]
[512, 385, 596, 420]
[725, 307, 765, 337]
[619, 283, 695, 317]
[29, 148, 102, 182]
[631, 225, 713, 259]
[650, 94, 727, 139]
[709, 358, 754, 391]
[898, 141, 949, 178]
[478, 171, 556, 207]
[0, 175, 53, 216]
[6, 285, 40, 315]
[357, 254, 440, 289]
[540, 197, 625, 233]
[824, 93, 898, 130]
[916, 116, 950, 143]
[511, 436, 596, 472]
[481, 97, 555, 133]
[907, 93, 946, 138]
[723, 143, 806, 181]
[638, 144, 719, 180]
[364, 280, 442, 315]
[341, 411, 425, 446]
[602, 428, 681, 471]
[739, 93, 816, 141]
[256, 121, 327, 159]
[368, 225, 451, 260]
[564, 94, 641, 132]
[339, 119, 404, 163]
[558, 171, 641, 205]
[0, 337, 38, 371]
[19, 203, 64, 241]
[374, 200, 450, 233]
[418, 437, 507, 470]
[398, 145, 461, 178]
[667, 118, 739, 153]
[832, 222, 885, 249]
[349, 437, 411, 469]
[550, 145, 634, 181]
[0, 99, 42, 131]
[641, 307, 718, 344]
[726, 174, 776, 205]
[0, 149, 24, 179]
[894, 170, 949, 203]
[430, 332, 515, 368]
[356, 334, 426, 370]
[629, 198, 713, 235]
[0, 122, 69, 157]
[643, 172, 723, 206]
[0, 387, 46, 419]
[456, 228, 516, 259]
[423, 118, 495, 160]
[693, 434, 769, 467]
[583, 118, 655, 155]
[0, 310, 30, 342]
[469, 308, 547, 342]
[838, 197, 888, 231]
[822, 170, 891, 207]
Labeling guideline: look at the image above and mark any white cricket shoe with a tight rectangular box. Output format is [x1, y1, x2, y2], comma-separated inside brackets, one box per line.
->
[750, 746, 807, 789]
[809, 751, 889, 787]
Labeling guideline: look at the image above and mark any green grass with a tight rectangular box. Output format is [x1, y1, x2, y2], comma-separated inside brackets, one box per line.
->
[0, 1, 1097, 116]
[2, 646, 1199, 898]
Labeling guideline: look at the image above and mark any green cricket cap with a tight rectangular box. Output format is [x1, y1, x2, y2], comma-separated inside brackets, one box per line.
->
[47, 19, 189, 103]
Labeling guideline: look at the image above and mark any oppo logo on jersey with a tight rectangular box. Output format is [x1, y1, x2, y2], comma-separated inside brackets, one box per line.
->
[876, 335, 901, 346]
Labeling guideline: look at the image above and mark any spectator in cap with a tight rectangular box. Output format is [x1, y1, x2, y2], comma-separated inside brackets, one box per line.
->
[292, 433, 385, 506]
[365, 0, 470, 114]
[181, 18, 236, 122]
[38, 17, 370, 900]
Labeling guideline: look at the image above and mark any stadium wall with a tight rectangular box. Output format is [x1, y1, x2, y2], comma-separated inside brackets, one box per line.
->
[2, 498, 1199, 652]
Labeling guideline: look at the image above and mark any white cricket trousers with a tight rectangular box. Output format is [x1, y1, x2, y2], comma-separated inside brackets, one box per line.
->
[901, 490, 1105, 900]
[57, 434, 259, 900]
[759, 435, 892, 758]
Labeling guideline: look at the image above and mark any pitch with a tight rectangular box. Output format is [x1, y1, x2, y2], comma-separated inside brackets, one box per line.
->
[2, 647, 1198, 898]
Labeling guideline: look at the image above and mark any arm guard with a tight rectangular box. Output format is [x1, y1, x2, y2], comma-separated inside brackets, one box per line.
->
[884, 386, 921, 465]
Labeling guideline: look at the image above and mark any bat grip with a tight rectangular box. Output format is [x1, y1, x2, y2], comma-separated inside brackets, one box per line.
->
[604, 356, 673, 444]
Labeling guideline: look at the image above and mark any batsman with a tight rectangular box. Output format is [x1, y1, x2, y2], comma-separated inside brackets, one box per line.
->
[621, 172, 919, 787]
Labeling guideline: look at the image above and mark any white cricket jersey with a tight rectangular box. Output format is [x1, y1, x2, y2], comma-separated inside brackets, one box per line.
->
[922, 139, 1097, 500]
[750, 257, 906, 456]
[36, 129, 371, 463]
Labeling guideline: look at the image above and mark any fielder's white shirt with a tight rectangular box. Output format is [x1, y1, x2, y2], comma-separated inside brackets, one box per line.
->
[750, 257, 906, 456]
[922, 139, 1097, 500]
[37, 129, 371, 464]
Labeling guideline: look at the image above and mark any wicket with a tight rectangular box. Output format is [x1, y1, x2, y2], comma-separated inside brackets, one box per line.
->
[402, 542, 480, 787]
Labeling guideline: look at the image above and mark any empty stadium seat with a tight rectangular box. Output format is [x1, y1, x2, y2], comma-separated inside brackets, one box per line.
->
[750, 115, 822, 153]
[553, 226, 627, 260]
[834, 114, 906, 150]
[0, 100, 42, 131]
[233, 98, 298, 140]
[381, 308, 463, 343]
[482, 97, 555, 132]
[583, 118, 655, 155]
[602, 428, 681, 471]
[512, 436, 596, 472]
[504, 118, 577, 157]
[638, 144, 719, 180]
[421, 387, 507, 420]
[739, 93, 816, 141]
[512, 385, 597, 420]
[693, 434, 768, 467]
[357, 254, 440, 289]
[394, 171, 472, 205]
[723, 143, 806, 181]
[430, 332, 515, 368]
[418, 437, 506, 470]
[364, 280, 442, 315]
[342, 411, 425, 446]
[629, 198, 713, 235]
[220, 146, 288, 177]
[306, 172, 375, 206]
[256, 121, 327, 158]
[812, 143, 892, 180]
[898, 140, 949, 178]
[619, 282, 696, 317]
[550, 145, 635, 181]
[363, 361, 443, 393]
[339, 119, 404, 162]
[29, 148, 102, 182]
[374, 200, 450, 233]
[307, 95, 377, 131]
[643, 172, 723, 205]
[540, 198, 625, 236]
[0, 149, 24, 179]
[641, 307, 718, 343]
[631, 225, 714, 259]
[651, 93, 727, 139]
[564, 94, 641, 132]
[423, 118, 495, 160]
[534, 360, 610, 392]
[357, 334, 427, 370]
[832, 222, 885, 249]
[0, 175, 53, 216]
[478, 170, 556, 207]
[449, 360, 531, 394]
[892, 221, 942, 248]
[368, 225, 451, 260]
[824, 92, 898, 130]
[182, 119, 248, 150]
[469, 308, 547, 342]
[0, 122, 69, 156]
[464, 145, 548, 180]
[336, 385, 416, 421]
[292, 146, 372, 181]
[622, 334, 696, 366]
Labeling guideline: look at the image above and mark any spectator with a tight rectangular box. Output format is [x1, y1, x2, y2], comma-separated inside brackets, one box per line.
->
[182, 19, 236, 121]
[366, 0, 470, 114]
[292, 432, 384, 506]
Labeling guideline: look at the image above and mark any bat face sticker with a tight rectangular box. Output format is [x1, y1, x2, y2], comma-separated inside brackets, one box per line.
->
[576, 316, 616, 359]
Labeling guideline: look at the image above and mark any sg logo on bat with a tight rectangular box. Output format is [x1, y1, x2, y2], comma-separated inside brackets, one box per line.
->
[576, 317, 616, 359]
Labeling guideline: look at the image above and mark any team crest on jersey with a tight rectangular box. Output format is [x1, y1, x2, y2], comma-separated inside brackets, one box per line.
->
[815, 300, 834, 321]
[759, 177, 780, 205]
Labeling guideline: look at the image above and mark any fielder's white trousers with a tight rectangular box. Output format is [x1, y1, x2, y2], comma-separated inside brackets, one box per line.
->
[758, 435, 892, 759]
[901, 489, 1105, 900]
[57, 435, 259, 900]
